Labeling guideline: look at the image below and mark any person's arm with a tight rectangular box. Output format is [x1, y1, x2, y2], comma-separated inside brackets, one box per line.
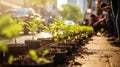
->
[87, 21, 93, 26]
[102, 6, 111, 11]
[99, 15, 107, 22]
[93, 15, 107, 26]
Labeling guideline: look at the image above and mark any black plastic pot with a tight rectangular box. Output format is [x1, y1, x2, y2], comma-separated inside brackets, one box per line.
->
[37, 38, 53, 45]
[50, 48, 67, 64]
[25, 40, 40, 50]
[2, 61, 54, 67]
[0, 53, 7, 63]
[50, 44, 73, 55]
[6, 43, 26, 56]
[2, 54, 54, 67]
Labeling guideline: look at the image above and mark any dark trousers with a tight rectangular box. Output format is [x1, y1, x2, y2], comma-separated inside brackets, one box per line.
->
[111, 0, 120, 37]
[116, 0, 120, 37]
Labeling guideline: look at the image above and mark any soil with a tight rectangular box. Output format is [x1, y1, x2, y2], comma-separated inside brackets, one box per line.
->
[0, 34, 93, 67]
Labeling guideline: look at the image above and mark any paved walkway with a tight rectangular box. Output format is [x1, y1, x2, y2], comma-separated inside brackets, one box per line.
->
[3, 32, 52, 44]
[74, 35, 120, 67]
[3, 33, 120, 67]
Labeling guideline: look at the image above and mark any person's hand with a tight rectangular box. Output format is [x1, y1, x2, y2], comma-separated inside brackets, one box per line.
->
[100, 22, 104, 25]
[102, 6, 111, 11]
[93, 22, 98, 26]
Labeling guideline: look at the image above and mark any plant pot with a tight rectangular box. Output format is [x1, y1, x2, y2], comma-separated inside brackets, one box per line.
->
[50, 48, 67, 64]
[6, 43, 26, 56]
[0, 52, 7, 63]
[2, 55, 54, 67]
[50, 44, 73, 56]
[65, 42, 78, 52]
[25, 40, 40, 50]
[37, 38, 53, 45]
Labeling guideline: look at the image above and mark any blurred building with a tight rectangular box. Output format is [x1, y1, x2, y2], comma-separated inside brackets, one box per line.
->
[84, 0, 97, 19]
[46, 0, 58, 18]
[67, 0, 88, 13]
[87, 0, 97, 14]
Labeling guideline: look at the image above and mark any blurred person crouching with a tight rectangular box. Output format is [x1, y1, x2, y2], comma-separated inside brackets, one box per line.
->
[88, 14, 101, 35]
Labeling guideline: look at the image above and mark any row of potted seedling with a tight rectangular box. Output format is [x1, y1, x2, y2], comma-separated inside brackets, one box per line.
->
[0, 14, 93, 66]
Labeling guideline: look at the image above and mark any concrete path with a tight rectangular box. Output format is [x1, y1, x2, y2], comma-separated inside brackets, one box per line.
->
[3, 32, 120, 67]
[3, 32, 52, 44]
[74, 35, 120, 67]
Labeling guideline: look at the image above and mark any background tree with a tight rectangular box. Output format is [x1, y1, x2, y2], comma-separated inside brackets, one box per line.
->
[24, 0, 55, 8]
[59, 4, 83, 24]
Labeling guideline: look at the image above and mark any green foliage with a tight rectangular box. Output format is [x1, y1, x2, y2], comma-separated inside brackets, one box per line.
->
[1, 18, 24, 44]
[64, 40, 67, 44]
[0, 41, 8, 52]
[0, 14, 24, 52]
[0, 14, 9, 55]
[26, 19, 44, 40]
[8, 55, 14, 64]
[68, 36, 71, 40]
[38, 57, 50, 63]
[29, 50, 50, 64]
[27, 21, 37, 34]
[44, 19, 68, 42]
[22, 0, 55, 8]
[1, 17, 24, 39]
[59, 4, 83, 23]
[42, 49, 49, 57]
[44, 19, 94, 42]
[33, 19, 45, 30]
[29, 50, 39, 63]
[2, 23, 23, 39]
[0, 14, 10, 31]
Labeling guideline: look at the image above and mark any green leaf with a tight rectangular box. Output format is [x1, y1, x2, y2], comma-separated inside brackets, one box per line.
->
[64, 40, 67, 44]
[39, 58, 50, 63]
[68, 36, 71, 40]
[2, 24, 23, 39]
[54, 37, 58, 42]
[29, 50, 39, 63]
[8, 55, 14, 64]
[42, 49, 49, 57]
[0, 41, 8, 52]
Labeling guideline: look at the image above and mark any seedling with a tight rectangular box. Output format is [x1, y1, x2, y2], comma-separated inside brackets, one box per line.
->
[0, 41, 8, 57]
[42, 49, 49, 57]
[8, 55, 14, 64]
[29, 50, 39, 63]
[2, 18, 24, 44]
[29, 49, 50, 64]
[26, 19, 44, 40]
[0, 14, 24, 56]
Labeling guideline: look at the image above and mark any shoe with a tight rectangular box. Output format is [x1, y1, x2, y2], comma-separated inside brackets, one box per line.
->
[107, 36, 117, 41]
[105, 34, 112, 37]
[109, 38, 120, 46]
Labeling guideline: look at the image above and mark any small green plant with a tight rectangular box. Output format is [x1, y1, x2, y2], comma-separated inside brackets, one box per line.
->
[29, 50, 39, 63]
[29, 49, 50, 64]
[26, 19, 44, 40]
[44, 18, 94, 44]
[8, 55, 14, 64]
[0, 14, 25, 62]
[2, 18, 24, 44]
[42, 49, 49, 57]
[44, 19, 68, 42]
[0, 41, 8, 56]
